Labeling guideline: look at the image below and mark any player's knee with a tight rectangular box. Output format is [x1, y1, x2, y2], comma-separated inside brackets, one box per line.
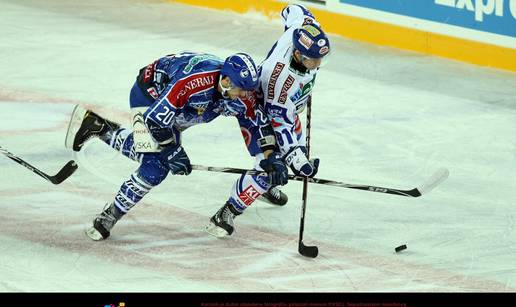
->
[137, 154, 169, 186]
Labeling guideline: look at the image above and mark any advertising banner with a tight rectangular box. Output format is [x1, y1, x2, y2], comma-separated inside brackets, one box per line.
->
[340, 0, 516, 37]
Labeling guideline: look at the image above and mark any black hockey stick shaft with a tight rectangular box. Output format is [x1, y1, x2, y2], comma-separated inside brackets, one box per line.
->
[298, 97, 318, 258]
[191, 166, 449, 198]
[0, 146, 78, 184]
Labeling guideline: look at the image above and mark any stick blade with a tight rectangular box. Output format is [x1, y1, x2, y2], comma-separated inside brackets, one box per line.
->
[299, 242, 318, 258]
[48, 160, 78, 184]
[416, 167, 450, 196]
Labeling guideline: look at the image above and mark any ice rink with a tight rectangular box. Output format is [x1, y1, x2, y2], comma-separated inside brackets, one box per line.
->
[1, 0, 516, 292]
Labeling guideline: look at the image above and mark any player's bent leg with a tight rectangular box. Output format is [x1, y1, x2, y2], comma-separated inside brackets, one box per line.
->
[106, 129, 144, 163]
[65, 104, 121, 152]
[86, 154, 169, 241]
[206, 173, 270, 238]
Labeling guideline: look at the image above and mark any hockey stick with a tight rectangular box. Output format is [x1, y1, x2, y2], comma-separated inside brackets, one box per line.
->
[298, 96, 318, 258]
[0, 146, 78, 184]
[191, 166, 449, 198]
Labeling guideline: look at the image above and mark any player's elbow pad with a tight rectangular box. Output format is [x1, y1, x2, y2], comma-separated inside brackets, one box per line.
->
[257, 125, 276, 152]
[145, 120, 175, 145]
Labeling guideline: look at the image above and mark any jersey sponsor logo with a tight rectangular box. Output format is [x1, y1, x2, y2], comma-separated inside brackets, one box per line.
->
[239, 185, 261, 206]
[290, 88, 302, 103]
[278, 75, 295, 104]
[290, 77, 315, 103]
[302, 77, 315, 95]
[268, 62, 285, 100]
[166, 73, 216, 108]
[177, 75, 215, 99]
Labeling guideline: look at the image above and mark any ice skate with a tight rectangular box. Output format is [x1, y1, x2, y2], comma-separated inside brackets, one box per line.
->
[65, 104, 120, 151]
[85, 202, 123, 241]
[205, 202, 240, 238]
[259, 186, 288, 206]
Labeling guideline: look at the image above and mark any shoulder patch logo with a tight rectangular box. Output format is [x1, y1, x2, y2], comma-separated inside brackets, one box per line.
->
[183, 54, 219, 74]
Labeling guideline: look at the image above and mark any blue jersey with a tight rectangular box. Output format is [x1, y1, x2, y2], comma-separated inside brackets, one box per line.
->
[137, 52, 242, 144]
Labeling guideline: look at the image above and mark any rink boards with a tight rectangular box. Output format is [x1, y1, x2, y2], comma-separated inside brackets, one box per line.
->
[169, 0, 516, 72]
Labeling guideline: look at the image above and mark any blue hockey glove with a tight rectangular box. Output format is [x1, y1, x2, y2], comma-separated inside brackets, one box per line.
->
[285, 146, 319, 178]
[259, 153, 289, 186]
[160, 144, 192, 175]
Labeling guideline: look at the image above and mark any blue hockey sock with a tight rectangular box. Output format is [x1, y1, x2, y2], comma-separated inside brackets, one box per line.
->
[113, 172, 154, 213]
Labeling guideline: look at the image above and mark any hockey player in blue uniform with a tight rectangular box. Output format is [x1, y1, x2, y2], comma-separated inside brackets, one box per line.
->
[65, 52, 288, 240]
[206, 4, 331, 237]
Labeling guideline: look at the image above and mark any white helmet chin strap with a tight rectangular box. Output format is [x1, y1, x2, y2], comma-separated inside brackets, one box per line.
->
[219, 75, 233, 98]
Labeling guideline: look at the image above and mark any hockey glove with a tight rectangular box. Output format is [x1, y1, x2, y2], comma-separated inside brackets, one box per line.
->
[259, 153, 289, 186]
[160, 144, 192, 175]
[285, 146, 319, 178]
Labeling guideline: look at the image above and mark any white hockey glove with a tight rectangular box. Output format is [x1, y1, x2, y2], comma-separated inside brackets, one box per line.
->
[284, 146, 319, 178]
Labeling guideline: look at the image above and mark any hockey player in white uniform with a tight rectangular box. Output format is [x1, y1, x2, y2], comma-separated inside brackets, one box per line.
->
[206, 4, 331, 237]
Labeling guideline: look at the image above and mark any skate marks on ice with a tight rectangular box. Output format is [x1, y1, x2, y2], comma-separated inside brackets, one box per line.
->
[0, 185, 512, 292]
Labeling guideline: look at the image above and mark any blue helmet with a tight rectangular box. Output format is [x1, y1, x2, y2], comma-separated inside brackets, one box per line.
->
[221, 53, 259, 91]
[292, 24, 330, 59]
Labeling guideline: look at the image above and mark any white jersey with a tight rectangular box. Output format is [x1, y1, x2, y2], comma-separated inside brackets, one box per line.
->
[259, 4, 320, 157]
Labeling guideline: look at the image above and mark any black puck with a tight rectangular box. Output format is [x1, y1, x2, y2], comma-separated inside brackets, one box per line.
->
[395, 244, 407, 253]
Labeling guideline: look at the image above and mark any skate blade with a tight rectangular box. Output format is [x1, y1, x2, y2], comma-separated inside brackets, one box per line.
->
[205, 223, 230, 238]
[85, 227, 104, 241]
[65, 104, 87, 150]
